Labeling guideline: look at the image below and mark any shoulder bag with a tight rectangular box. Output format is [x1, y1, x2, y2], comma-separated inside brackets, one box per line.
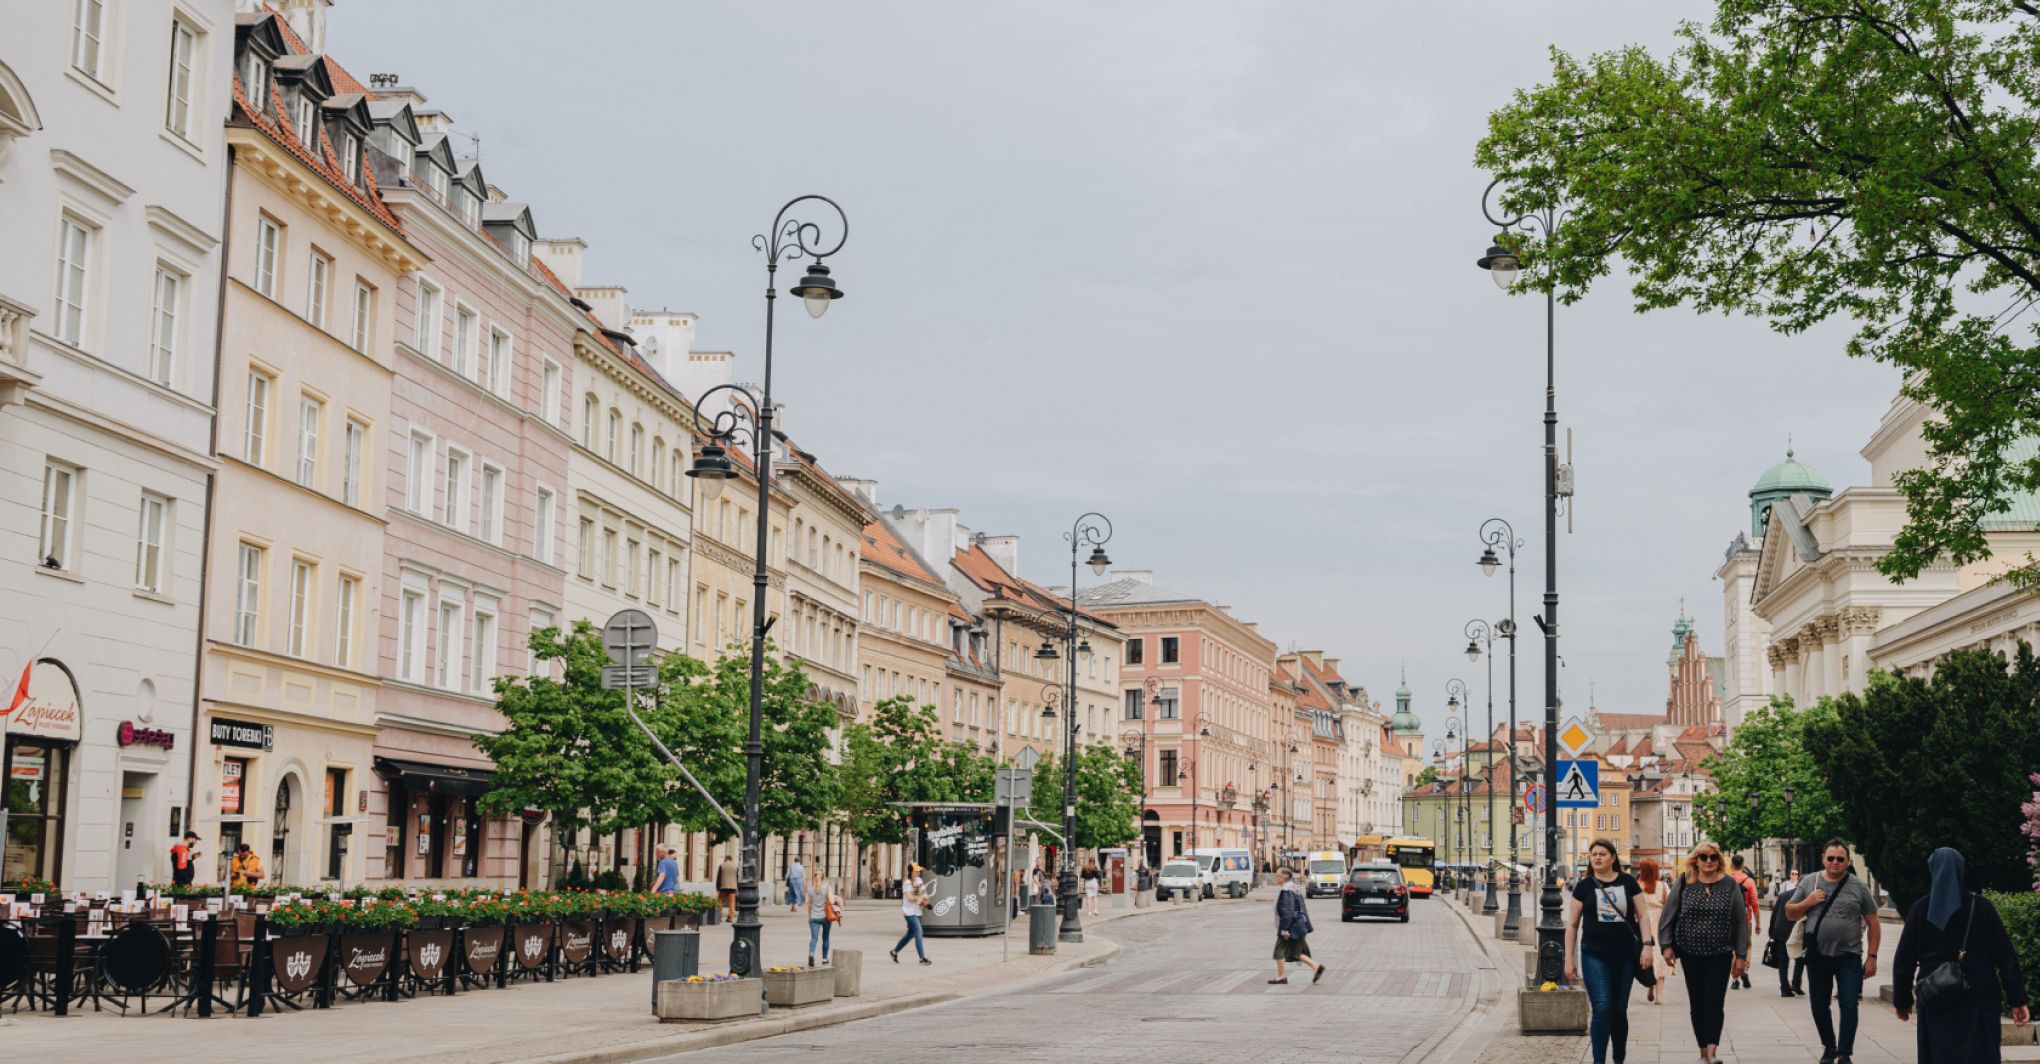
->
[1914, 893, 1976, 1012]
[1805, 871, 1849, 956]
[1602, 880, 1657, 989]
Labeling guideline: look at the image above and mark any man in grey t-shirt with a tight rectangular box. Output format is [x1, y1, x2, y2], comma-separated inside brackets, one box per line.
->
[1783, 840, 1881, 1064]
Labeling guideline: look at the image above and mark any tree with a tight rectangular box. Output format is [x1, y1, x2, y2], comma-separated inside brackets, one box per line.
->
[1414, 765, 1440, 788]
[1692, 696, 1847, 852]
[1027, 744, 1144, 852]
[688, 643, 839, 844]
[474, 620, 741, 837]
[1805, 646, 2040, 910]
[1475, 1, 2040, 585]
[837, 697, 995, 847]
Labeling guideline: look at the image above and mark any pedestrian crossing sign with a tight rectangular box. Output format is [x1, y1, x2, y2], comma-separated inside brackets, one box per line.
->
[1554, 758, 1599, 808]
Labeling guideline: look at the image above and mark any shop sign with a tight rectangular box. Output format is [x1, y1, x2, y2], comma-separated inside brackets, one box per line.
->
[11, 660, 82, 743]
[220, 760, 244, 815]
[209, 717, 274, 751]
[116, 721, 176, 750]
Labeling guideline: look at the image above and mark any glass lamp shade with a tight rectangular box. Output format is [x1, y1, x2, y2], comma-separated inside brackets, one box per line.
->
[1035, 639, 1059, 661]
[790, 261, 842, 319]
[1464, 640, 1481, 663]
[1087, 546, 1111, 575]
[1477, 244, 1520, 290]
[1478, 548, 1500, 576]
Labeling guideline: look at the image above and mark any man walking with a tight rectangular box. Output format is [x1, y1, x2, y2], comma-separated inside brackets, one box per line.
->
[786, 856, 807, 913]
[716, 853, 739, 921]
[1785, 840, 1881, 1064]
[1729, 854, 1760, 988]
[651, 845, 681, 894]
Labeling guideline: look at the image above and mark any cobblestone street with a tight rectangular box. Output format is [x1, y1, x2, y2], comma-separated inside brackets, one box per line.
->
[668, 894, 1502, 1062]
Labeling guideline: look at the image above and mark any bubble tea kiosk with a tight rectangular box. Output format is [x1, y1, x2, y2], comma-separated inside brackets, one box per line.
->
[897, 803, 1004, 937]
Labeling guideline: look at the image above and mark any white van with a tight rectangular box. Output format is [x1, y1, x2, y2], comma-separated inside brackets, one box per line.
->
[1189, 848, 1255, 898]
[1156, 859, 1203, 901]
[1304, 851, 1349, 898]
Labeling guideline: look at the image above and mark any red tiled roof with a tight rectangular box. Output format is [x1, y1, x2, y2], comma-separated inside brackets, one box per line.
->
[232, 16, 403, 235]
[1596, 712, 1668, 732]
[862, 519, 945, 588]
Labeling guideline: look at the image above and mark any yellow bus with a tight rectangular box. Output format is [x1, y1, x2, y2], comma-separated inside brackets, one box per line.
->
[1384, 837, 1438, 898]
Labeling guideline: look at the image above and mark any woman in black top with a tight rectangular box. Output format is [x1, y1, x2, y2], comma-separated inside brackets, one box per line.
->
[1565, 838, 1648, 1064]
[1892, 847, 2031, 1063]
[1658, 842, 1751, 1064]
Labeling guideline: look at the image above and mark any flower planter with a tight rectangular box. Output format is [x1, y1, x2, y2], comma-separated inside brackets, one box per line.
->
[602, 917, 636, 963]
[676, 911, 704, 930]
[558, 920, 595, 966]
[511, 924, 554, 970]
[338, 931, 395, 988]
[270, 932, 329, 995]
[762, 966, 834, 1008]
[656, 976, 761, 1022]
[462, 925, 506, 976]
[408, 928, 457, 982]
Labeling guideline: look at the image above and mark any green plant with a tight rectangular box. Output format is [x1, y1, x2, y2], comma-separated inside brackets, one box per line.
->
[1988, 891, 2040, 1015]
[3, 878, 60, 897]
[593, 869, 628, 891]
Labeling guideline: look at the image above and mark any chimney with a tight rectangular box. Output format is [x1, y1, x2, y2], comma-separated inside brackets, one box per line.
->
[836, 478, 877, 506]
[1109, 570, 1152, 584]
[892, 508, 962, 567]
[575, 286, 628, 331]
[278, 0, 332, 54]
[1301, 650, 1325, 670]
[980, 534, 1020, 576]
[533, 237, 587, 291]
[1325, 657, 1342, 676]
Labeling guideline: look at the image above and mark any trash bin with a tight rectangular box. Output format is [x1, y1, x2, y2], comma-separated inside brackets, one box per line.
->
[650, 929, 700, 1009]
[1027, 904, 1057, 955]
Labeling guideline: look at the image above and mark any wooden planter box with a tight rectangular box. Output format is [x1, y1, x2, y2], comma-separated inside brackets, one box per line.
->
[763, 966, 835, 1008]
[656, 977, 761, 1022]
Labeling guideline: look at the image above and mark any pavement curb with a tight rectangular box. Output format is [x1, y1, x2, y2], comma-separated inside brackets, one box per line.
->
[1409, 896, 1515, 1064]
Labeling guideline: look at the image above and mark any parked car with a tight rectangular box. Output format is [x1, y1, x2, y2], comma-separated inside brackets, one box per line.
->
[1304, 851, 1349, 898]
[1341, 861, 1410, 923]
[1189, 848, 1254, 898]
[1156, 860, 1203, 901]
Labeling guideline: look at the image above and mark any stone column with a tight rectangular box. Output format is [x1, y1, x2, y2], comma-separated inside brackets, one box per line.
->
[1766, 644, 1788, 700]
[1779, 636, 1803, 704]
[1810, 615, 1842, 698]
[1840, 607, 1881, 694]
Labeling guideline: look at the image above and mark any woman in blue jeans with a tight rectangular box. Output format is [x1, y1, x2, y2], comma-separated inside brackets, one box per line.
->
[1566, 838, 1650, 1064]
[890, 864, 932, 965]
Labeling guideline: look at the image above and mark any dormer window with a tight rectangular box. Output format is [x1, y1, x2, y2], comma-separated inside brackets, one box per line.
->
[424, 164, 448, 199]
[509, 232, 529, 262]
[294, 95, 316, 141]
[340, 132, 360, 182]
[459, 191, 480, 228]
[241, 52, 270, 104]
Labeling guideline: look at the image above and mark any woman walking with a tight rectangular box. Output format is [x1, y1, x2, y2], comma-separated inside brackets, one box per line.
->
[890, 863, 932, 965]
[1082, 860, 1102, 915]
[1893, 847, 2031, 1063]
[1769, 866, 1807, 997]
[1657, 841, 1750, 1064]
[1636, 858, 1673, 1005]
[1565, 839, 1649, 1064]
[1269, 868, 1326, 985]
[807, 875, 843, 967]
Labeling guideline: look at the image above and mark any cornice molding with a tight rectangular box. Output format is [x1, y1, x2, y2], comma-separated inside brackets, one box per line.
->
[50, 148, 135, 203]
[144, 204, 221, 254]
[229, 129, 425, 275]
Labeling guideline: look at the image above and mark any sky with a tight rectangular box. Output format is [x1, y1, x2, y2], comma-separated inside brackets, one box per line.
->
[330, 1, 1902, 744]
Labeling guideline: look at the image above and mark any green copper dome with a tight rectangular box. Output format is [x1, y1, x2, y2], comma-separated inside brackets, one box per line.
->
[1750, 449, 1830, 497]
[1390, 664, 1422, 734]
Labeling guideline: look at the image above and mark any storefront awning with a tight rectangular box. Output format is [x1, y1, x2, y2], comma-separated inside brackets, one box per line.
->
[374, 757, 493, 798]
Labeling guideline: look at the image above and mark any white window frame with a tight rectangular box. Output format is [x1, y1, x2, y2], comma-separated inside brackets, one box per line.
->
[628, 424, 644, 478]
[71, 0, 108, 82]
[435, 592, 465, 691]
[233, 543, 264, 647]
[398, 586, 425, 681]
[599, 527, 617, 588]
[165, 17, 198, 139]
[335, 574, 359, 669]
[452, 304, 476, 377]
[527, 607, 553, 676]
[477, 463, 503, 545]
[540, 359, 562, 426]
[576, 518, 594, 579]
[665, 557, 680, 614]
[339, 131, 360, 183]
[468, 600, 497, 693]
[294, 94, 316, 143]
[647, 548, 663, 607]
[243, 370, 271, 466]
[38, 463, 78, 570]
[342, 418, 365, 507]
[606, 410, 620, 464]
[405, 430, 433, 514]
[295, 394, 321, 488]
[351, 280, 372, 352]
[485, 326, 510, 394]
[53, 216, 94, 347]
[532, 487, 555, 564]
[135, 492, 167, 592]
[287, 559, 313, 657]
[147, 265, 183, 386]
[626, 537, 641, 597]
[442, 447, 469, 531]
[306, 251, 330, 328]
[413, 278, 442, 358]
[253, 217, 280, 298]
[581, 395, 599, 450]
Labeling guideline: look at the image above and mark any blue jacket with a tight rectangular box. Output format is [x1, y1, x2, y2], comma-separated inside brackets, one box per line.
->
[1276, 887, 1313, 939]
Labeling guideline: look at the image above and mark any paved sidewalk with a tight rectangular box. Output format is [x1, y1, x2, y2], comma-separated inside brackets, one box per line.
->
[1433, 890, 1962, 1064]
[1, 891, 1243, 1064]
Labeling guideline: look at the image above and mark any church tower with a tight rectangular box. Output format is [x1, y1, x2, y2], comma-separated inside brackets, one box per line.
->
[1666, 604, 1726, 727]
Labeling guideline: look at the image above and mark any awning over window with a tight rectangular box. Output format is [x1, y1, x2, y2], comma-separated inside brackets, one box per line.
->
[374, 757, 493, 798]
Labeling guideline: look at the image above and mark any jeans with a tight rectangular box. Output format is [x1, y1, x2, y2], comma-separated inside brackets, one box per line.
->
[893, 914, 926, 960]
[1683, 952, 1734, 1047]
[808, 918, 831, 961]
[1580, 946, 1636, 1064]
[1806, 951, 1864, 1054]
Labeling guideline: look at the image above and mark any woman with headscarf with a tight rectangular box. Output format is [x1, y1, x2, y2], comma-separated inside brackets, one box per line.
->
[1892, 848, 2030, 1063]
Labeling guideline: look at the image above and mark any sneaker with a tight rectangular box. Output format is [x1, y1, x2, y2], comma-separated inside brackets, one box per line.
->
[918, 957, 932, 965]
[1312, 965, 1327, 984]
[1819, 1050, 1836, 1064]
[1266, 978, 1287, 984]
[808, 954, 815, 967]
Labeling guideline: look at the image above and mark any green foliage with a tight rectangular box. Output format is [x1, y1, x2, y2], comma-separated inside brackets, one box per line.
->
[690, 645, 840, 842]
[1807, 648, 2040, 910]
[1414, 766, 1439, 788]
[1693, 696, 1848, 851]
[1028, 744, 1145, 851]
[1475, 0, 2040, 585]
[1988, 890, 2040, 1015]
[837, 697, 996, 845]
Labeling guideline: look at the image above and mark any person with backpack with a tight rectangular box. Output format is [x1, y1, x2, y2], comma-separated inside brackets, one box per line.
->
[1268, 867, 1325, 985]
[1658, 841, 1751, 1064]
[1785, 839, 1881, 1064]
[1892, 847, 2030, 1063]
[1768, 866, 1807, 996]
[1729, 854, 1760, 989]
[1564, 839, 1650, 1064]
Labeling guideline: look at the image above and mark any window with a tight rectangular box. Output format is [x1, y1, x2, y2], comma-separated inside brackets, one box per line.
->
[351, 281, 372, 351]
[238, 46, 268, 102]
[599, 528, 617, 586]
[233, 544, 263, 646]
[423, 163, 447, 199]
[1161, 637, 1180, 664]
[629, 424, 644, 477]
[254, 218, 280, 298]
[469, 603, 497, 692]
[243, 371, 271, 465]
[54, 217, 93, 347]
[477, 465, 502, 544]
[339, 132, 360, 183]
[527, 607, 553, 674]
[398, 588, 424, 681]
[533, 488, 555, 563]
[647, 549, 663, 605]
[650, 438, 663, 488]
[626, 539, 641, 596]
[541, 360, 561, 425]
[147, 267, 181, 385]
[458, 189, 480, 228]
[581, 395, 599, 449]
[1156, 689, 1180, 719]
[295, 395, 321, 488]
[576, 518, 594, 578]
[342, 419, 364, 507]
[166, 19, 198, 137]
[135, 493, 167, 592]
[414, 280, 441, 357]
[694, 586, 708, 642]
[335, 575, 358, 668]
[1159, 749, 1180, 783]
[287, 560, 312, 657]
[665, 557, 680, 613]
[436, 597, 463, 690]
[452, 307, 475, 377]
[37, 464, 77, 570]
[863, 591, 873, 621]
[294, 94, 316, 142]
[405, 432, 431, 513]
[606, 409, 620, 463]
[1123, 688, 1144, 720]
[442, 449, 468, 530]
[307, 252, 330, 328]
[71, 0, 106, 80]
[485, 329, 509, 393]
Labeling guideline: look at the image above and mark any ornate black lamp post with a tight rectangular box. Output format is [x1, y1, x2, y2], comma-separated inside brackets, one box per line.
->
[1748, 791, 1764, 884]
[1475, 517, 1525, 933]
[1464, 620, 1500, 915]
[1478, 179, 1569, 986]
[1036, 513, 1114, 943]
[1444, 692, 1469, 889]
[1781, 783, 1797, 878]
[686, 195, 845, 978]
[1281, 742, 1297, 863]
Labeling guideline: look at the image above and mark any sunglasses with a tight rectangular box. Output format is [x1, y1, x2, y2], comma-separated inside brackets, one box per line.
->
[1824, 855, 1848, 863]
[1694, 854, 1720, 863]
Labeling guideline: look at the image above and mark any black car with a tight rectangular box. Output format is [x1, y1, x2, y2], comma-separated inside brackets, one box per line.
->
[1340, 863, 1409, 923]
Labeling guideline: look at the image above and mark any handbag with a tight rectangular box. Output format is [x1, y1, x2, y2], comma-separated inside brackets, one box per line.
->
[1762, 939, 1784, 970]
[1914, 893, 1976, 1012]
[1602, 882, 1658, 988]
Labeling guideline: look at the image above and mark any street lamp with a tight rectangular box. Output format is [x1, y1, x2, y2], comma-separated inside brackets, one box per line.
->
[1478, 177, 1570, 986]
[686, 194, 846, 978]
[1047, 512, 1116, 943]
[1282, 742, 1298, 863]
[1748, 791, 1764, 884]
[1476, 517, 1526, 933]
[1780, 783, 1797, 878]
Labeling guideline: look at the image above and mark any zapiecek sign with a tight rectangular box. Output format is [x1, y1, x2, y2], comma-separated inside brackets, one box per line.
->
[9, 660, 82, 743]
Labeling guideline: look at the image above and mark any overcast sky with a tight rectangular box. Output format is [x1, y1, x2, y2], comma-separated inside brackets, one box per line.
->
[332, 2, 1901, 743]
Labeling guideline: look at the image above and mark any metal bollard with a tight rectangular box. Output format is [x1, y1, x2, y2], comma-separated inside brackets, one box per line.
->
[650, 929, 699, 1010]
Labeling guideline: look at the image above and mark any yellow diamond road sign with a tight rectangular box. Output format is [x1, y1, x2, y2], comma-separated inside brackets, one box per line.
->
[1558, 718, 1593, 755]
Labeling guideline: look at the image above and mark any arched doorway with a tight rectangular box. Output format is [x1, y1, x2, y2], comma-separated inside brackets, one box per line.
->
[1141, 810, 1161, 869]
[271, 774, 299, 884]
